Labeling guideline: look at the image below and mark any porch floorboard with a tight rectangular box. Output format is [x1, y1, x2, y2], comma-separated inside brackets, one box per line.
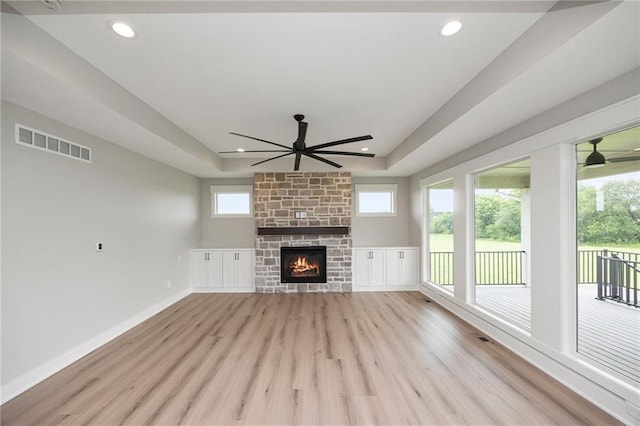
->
[471, 284, 640, 384]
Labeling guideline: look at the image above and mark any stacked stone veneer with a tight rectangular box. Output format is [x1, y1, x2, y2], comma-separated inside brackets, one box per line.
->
[254, 172, 352, 293]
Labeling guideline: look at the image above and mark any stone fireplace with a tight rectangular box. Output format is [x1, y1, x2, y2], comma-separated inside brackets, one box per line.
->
[254, 172, 352, 293]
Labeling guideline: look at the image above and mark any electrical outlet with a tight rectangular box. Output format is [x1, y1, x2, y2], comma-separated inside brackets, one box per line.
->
[177, 255, 182, 262]
[96, 242, 103, 252]
[167, 281, 171, 289]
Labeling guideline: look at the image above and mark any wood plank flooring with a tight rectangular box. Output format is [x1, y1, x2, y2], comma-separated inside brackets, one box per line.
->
[1, 292, 621, 425]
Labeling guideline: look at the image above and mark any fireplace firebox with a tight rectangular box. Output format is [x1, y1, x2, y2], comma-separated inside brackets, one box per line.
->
[280, 246, 327, 283]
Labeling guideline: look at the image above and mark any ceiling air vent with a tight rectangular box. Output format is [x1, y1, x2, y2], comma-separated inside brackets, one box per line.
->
[15, 124, 91, 163]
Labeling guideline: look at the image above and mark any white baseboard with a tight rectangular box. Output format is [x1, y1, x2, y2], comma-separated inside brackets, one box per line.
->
[1, 288, 191, 404]
[417, 283, 638, 425]
[353, 285, 418, 292]
[192, 287, 254, 293]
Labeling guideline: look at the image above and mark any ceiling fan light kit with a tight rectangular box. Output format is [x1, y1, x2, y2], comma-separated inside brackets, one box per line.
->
[221, 114, 375, 171]
[579, 134, 640, 170]
[585, 137, 606, 168]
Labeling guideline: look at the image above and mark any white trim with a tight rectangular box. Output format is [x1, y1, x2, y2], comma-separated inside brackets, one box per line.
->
[210, 185, 253, 218]
[0, 289, 191, 404]
[423, 178, 456, 289]
[354, 183, 398, 217]
[418, 95, 640, 189]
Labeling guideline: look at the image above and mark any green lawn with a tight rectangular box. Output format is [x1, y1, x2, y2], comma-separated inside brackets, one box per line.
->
[429, 233, 640, 254]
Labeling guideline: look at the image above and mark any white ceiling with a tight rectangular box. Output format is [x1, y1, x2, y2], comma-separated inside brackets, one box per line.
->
[2, 1, 639, 177]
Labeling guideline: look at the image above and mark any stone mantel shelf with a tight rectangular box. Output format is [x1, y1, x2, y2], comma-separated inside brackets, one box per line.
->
[257, 226, 350, 236]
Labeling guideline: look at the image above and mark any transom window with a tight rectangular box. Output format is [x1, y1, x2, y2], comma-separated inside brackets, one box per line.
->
[211, 185, 253, 218]
[355, 184, 397, 216]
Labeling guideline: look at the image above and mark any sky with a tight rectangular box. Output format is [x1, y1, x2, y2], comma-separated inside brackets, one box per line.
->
[430, 171, 639, 213]
[579, 171, 639, 188]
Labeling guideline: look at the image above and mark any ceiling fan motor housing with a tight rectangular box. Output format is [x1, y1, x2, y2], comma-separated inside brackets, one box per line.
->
[585, 137, 605, 168]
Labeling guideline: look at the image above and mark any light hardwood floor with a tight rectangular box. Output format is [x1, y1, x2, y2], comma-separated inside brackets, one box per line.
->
[1, 292, 620, 425]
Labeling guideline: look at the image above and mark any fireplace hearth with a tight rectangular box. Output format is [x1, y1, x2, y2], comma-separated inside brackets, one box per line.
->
[280, 246, 327, 283]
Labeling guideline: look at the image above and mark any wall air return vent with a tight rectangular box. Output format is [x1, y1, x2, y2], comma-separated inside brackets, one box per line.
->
[15, 124, 91, 163]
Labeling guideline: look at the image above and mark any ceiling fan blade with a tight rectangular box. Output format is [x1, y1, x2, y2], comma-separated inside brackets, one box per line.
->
[219, 149, 291, 153]
[302, 152, 343, 169]
[294, 152, 302, 171]
[312, 150, 376, 157]
[296, 121, 308, 146]
[251, 152, 293, 167]
[608, 156, 640, 163]
[229, 132, 291, 150]
[307, 135, 373, 151]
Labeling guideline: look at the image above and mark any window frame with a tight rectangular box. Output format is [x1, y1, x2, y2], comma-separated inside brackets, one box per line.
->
[354, 184, 398, 217]
[425, 178, 455, 292]
[210, 185, 254, 218]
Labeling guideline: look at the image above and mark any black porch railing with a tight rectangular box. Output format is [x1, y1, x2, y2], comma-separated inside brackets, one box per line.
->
[430, 248, 639, 291]
[430, 251, 454, 285]
[579, 249, 639, 284]
[430, 250, 525, 286]
[596, 254, 639, 308]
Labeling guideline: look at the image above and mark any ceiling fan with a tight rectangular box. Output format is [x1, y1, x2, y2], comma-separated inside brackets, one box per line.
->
[583, 137, 640, 168]
[220, 114, 375, 171]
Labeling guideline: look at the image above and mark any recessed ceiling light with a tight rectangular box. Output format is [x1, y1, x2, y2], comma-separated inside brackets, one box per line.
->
[41, 0, 62, 11]
[110, 21, 136, 39]
[441, 20, 462, 36]
[236, 148, 245, 153]
[361, 147, 369, 152]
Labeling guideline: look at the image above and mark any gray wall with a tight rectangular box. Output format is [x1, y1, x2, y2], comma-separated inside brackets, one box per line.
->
[351, 176, 411, 247]
[199, 178, 255, 248]
[199, 176, 411, 248]
[1, 102, 200, 388]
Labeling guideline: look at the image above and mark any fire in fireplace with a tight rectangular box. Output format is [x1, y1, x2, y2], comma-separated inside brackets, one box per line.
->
[280, 246, 327, 283]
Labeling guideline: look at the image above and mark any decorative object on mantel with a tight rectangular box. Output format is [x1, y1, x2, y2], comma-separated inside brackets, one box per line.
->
[220, 114, 375, 170]
[257, 226, 350, 236]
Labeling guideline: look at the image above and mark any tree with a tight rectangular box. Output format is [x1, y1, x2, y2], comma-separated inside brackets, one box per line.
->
[474, 194, 521, 241]
[603, 180, 640, 227]
[577, 179, 640, 245]
[430, 211, 453, 234]
[474, 195, 502, 239]
[488, 200, 521, 242]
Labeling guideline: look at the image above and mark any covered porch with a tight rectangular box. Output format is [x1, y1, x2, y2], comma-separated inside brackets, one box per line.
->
[473, 284, 639, 384]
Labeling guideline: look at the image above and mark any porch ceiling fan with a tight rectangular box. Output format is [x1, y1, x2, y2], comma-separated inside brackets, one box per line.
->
[220, 114, 375, 171]
[582, 137, 640, 168]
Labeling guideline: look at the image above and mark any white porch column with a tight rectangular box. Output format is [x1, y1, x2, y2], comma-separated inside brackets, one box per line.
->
[453, 174, 475, 304]
[529, 143, 576, 351]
